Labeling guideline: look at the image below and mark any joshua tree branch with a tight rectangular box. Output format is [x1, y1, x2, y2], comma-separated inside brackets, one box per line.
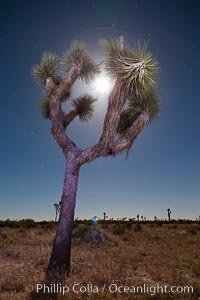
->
[64, 110, 78, 128]
[77, 112, 149, 166]
[99, 78, 128, 150]
[111, 112, 150, 153]
[45, 68, 81, 155]
[56, 66, 81, 100]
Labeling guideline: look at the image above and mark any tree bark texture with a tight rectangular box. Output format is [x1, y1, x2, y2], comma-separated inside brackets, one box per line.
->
[47, 160, 79, 279]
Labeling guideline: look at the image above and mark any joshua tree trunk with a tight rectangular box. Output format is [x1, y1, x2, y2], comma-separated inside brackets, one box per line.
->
[47, 160, 79, 279]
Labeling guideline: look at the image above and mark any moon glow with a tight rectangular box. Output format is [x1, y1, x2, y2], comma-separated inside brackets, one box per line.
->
[93, 73, 113, 94]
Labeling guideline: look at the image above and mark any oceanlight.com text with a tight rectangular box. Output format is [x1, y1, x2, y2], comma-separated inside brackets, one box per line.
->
[25, 282, 194, 296]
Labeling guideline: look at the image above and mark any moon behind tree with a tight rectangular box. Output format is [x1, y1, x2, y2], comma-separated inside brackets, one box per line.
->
[92, 73, 113, 95]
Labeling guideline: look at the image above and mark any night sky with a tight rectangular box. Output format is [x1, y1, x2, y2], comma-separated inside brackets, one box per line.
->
[1, 0, 200, 221]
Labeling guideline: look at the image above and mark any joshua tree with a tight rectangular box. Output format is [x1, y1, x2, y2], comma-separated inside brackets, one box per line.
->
[33, 37, 159, 279]
[141, 215, 143, 221]
[103, 212, 106, 221]
[167, 208, 172, 222]
[137, 214, 140, 222]
[53, 201, 61, 222]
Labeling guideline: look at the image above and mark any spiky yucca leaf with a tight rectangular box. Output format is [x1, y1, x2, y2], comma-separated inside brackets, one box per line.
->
[40, 96, 50, 119]
[106, 39, 158, 95]
[129, 88, 160, 121]
[33, 52, 61, 86]
[72, 94, 96, 121]
[117, 89, 160, 134]
[117, 108, 138, 134]
[62, 40, 99, 83]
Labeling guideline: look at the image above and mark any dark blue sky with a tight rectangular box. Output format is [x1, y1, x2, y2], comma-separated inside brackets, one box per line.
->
[0, 0, 200, 221]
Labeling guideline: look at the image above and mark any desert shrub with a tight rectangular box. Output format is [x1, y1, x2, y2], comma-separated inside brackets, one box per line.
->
[134, 223, 142, 232]
[72, 225, 87, 239]
[189, 229, 197, 235]
[125, 221, 133, 229]
[80, 219, 93, 226]
[18, 219, 37, 228]
[72, 226, 106, 243]
[112, 224, 125, 235]
[156, 221, 163, 226]
[43, 221, 56, 229]
[0, 221, 6, 227]
[38, 220, 49, 226]
[3, 219, 19, 228]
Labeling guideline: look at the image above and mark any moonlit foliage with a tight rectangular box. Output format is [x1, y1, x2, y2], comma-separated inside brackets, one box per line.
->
[117, 88, 160, 134]
[62, 40, 99, 83]
[40, 96, 51, 119]
[72, 94, 96, 121]
[32, 52, 61, 86]
[105, 40, 158, 95]
[103, 38, 160, 135]
[34, 38, 160, 132]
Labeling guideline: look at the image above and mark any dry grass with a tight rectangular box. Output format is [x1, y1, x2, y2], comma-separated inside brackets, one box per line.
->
[0, 223, 200, 299]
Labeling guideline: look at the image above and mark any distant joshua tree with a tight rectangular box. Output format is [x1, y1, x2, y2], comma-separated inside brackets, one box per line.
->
[53, 201, 61, 222]
[137, 214, 140, 222]
[167, 208, 172, 222]
[33, 37, 159, 279]
[154, 216, 157, 221]
[103, 212, 106, 221]
[141, 216, 143, 221]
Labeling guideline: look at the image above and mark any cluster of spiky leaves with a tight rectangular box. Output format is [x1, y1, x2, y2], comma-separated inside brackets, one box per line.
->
[62, 40, 99, 83]
[35, 39, 159, 131]
[72, 94, 96, 121]
[60, 90, 71, 102]
[105, 39, 158, 95]
[117, 88, 160, 134]
[32, 52, 62, 86]
[40, 96, 51, 119]
[40, 94, 96, 122]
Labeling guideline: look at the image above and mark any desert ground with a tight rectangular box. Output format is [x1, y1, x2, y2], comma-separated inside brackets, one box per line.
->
[0, 220, 200, 300]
